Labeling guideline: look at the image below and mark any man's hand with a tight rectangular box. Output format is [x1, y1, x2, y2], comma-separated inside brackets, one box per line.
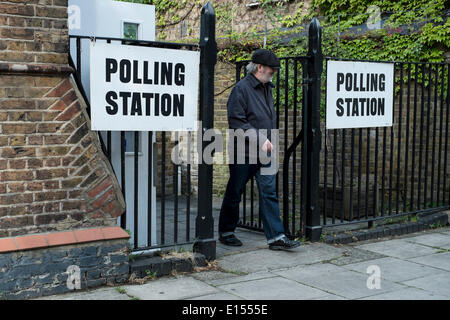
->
[261, 139, 273, 152]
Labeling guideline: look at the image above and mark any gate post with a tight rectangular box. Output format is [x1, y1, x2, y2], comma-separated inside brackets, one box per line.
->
[194, 1, 217, 260]
[305, 18, 323, 241]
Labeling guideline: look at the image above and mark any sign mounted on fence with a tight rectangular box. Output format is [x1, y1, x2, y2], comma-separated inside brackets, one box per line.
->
[90, 41, 200, 131]
[326, 60, 394, 129]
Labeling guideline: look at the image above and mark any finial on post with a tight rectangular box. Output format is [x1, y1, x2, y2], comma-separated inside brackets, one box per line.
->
[308, 17, 323, 77]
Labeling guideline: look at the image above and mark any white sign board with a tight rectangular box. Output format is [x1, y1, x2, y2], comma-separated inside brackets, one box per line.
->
[90, 41, 200, 131]
[326, 60, 394, 129]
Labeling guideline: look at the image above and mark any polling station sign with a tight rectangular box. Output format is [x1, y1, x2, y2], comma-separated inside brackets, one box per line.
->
[326, 60, 394, 129]
[90, 41, 200, 131]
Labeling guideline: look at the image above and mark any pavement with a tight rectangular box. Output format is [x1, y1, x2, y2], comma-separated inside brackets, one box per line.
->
[34, 224, 450, 300]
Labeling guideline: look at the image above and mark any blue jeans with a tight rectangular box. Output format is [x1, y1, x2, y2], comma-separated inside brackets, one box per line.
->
[218, 162, 285, 241]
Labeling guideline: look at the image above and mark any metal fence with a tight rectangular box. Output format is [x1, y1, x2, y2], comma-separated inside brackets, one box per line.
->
[234, 48, 450, 239]
[69, 35, 200, 252]
[321, 60, 450, 230]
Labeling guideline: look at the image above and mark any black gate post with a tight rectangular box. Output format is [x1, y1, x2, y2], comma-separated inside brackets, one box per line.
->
[194, 1, 217, 260]
[304, 18, 323, 241]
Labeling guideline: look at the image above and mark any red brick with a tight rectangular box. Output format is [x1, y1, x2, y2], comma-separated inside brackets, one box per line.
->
[2, 123, 36, 134]
[2, 147, 35, 158]
[0, 99, 35, 110]
[0, 27, 34, 40]
[0, 170, 34, 181]
[9, 159, 26, 169]
[27, 158, 43, 168]
[35, 168, 67, 180]
[48, 99, 66, 111]
[91, 188, 115, 209]
[43, 180, 59, 190]
[45, 79, 72, 98]
[55, 101, 81, 121]
[87, 178, 112, 198]
[28, 136, 43, 145]
[44, 158, 61, 167]
[7, 182, 25, 193]
[0, 3, 35, 16]
[34, 191, 66, 201]
[0, 216, 33, 228]
[27, 181, 43, 191]
[0, 193, 32, 205]
[35, 213, 67, 226]
[61, 90, 77, 106]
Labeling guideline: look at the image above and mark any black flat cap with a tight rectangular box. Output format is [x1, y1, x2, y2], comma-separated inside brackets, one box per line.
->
[251, 49, 280, 69]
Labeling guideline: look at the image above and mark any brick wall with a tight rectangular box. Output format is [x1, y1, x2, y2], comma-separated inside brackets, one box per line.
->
[0, 0, 125, 237]
[0, 0, 68, 65]
[157, 0, 307, 42]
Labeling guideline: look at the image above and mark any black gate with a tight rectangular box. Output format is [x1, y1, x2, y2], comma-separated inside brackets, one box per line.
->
[235, 19, 450, 241]
[69, 3, 218, 259]
[235, 19, 324, 241]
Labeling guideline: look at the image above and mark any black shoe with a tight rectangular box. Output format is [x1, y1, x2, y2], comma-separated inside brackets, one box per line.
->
[219, 234, 243, 247]
[269, 236, 301, 251]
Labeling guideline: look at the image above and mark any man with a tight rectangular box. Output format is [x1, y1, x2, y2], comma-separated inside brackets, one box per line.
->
[218, 49, 301, 251]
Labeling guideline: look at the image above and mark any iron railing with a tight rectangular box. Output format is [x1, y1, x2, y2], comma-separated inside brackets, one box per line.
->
[69, 34, 200, 252]
[321, 59, 450, 229]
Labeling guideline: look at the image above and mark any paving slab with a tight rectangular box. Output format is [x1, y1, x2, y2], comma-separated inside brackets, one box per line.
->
[359, 287, 450, 300]
[217, 276, 329, 300]
[310, 293, 346, 300]
[273, 262, 349, 279]
[35, 287, 132, 300]
[206, 271, 277, 287]
[121, 276, 219, 300]
[190, 270, 239, 284]
[355, 238, 440, 259]
[217, 243, 346, 274]
[273, 263, 406, 299]
[218, 240, 267, 255]
[342, 257, 448, 282]
[404, 233, 450, 250]
[407, 251, 450, 272]
[401, 273, 450, 298]
[188, 292, 244, 300]
[328, 248, 387, 266]
[234, 230, 267, 242]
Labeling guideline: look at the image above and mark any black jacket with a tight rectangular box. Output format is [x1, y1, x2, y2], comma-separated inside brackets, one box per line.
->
[227, 73, 277, 162]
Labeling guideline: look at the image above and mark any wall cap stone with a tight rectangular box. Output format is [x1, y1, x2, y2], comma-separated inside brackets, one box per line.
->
[0, 227, 130, 253]
[0, 62, 74, 76]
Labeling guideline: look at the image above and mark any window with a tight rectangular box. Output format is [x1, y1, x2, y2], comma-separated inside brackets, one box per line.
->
[123, 22, 139, 40]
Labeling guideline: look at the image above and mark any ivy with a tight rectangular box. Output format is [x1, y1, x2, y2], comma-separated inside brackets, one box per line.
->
[117, 0, 448, 114]
[119, 0, 189, 28]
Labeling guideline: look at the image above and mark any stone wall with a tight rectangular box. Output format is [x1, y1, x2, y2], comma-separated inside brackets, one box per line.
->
[0, 233, 129, 300]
